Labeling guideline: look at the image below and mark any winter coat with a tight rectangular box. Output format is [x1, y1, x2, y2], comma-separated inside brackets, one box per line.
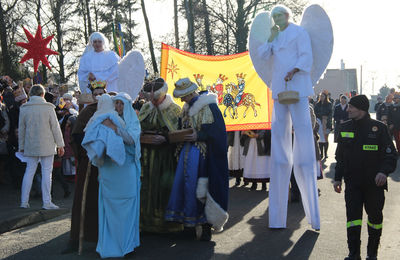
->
[18, 96, 64, 156]
[314, 101, 333, 130]
[333, 104, 349, 124]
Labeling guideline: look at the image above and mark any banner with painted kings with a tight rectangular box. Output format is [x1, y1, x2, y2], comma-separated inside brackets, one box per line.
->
[160, 43, 273, 131]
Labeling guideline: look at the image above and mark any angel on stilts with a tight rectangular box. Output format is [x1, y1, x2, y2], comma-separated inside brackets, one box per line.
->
[249, 5, 333, 230]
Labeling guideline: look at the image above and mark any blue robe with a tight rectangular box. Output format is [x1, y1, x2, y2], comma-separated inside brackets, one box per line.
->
[165, 143, 207, 226]
[95, 93, 142, 258]
[96, 155, 140, 258]
[165, 94, 229, 231]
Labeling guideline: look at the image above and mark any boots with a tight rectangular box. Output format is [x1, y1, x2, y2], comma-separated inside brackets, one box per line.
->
[366, 225, 381, 260]
[346, 227, 361, 260]
[319, 143, 324, 159]
[199, 223, 212, 241]
[344, 239, 361, 260]
[324, 142, 329, 158]
[235, 177, 241, 186]
[261, 182, 267, 191]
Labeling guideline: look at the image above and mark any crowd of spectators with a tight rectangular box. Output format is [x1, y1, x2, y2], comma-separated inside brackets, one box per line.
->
[0, 75, 79, 202]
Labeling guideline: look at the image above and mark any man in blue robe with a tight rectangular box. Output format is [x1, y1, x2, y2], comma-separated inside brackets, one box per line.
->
[165, 78, 229, 241]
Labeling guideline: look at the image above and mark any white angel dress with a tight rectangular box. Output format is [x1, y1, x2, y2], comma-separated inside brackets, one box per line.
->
[78, 49, 145, 101]
[248, 5, 333, 230]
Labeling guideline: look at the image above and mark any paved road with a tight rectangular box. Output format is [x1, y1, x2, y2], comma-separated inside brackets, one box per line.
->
[1, 142, 400, 260]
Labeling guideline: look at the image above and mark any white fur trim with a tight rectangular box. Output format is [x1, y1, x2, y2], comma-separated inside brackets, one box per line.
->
[196, 177, 208, 203]
[205, 192, 229, 232]
[144, 82, 168, 100]
[158, 94, 175, 111]
[186, 93, 218, 117]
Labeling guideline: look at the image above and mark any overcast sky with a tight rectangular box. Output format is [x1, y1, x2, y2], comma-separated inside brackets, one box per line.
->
[136, 0, 400, 95]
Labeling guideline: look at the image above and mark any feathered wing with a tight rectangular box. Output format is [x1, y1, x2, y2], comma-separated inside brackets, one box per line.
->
[117, 50, 146, 99]
[300, 4, 334, 86]
[248, 11, 273, 88]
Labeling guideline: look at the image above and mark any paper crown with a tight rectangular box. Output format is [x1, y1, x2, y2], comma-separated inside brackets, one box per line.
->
[89, 80, 107, 91]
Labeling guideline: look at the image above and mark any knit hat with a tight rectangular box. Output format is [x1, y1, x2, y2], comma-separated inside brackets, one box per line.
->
[349, 95, 369, 112]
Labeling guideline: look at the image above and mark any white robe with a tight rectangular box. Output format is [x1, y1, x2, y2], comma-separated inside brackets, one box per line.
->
[78, 50, 120, 93]
[242, 138, 271, 180]
[227, 131, 245, 171]
[258, 23, 320, 230]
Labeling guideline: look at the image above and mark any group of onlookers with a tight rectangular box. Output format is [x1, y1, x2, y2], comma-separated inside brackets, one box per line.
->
[0, 75, 78, 208]
[227, 91, 351, 193]
[375, 90, 400, 152]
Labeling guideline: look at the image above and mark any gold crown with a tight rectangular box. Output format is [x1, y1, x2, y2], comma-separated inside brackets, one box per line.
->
[218, 74, 228, 82]
[193, 74, 204, 82]
[90, 80, 107, 90]
[236, 73, 246, 79]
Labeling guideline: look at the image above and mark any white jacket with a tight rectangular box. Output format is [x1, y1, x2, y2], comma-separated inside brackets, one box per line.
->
[19, 96, 64, 156]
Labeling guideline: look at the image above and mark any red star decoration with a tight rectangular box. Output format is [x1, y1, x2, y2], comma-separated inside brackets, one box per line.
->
[16, 25, 59, 73]
[167, 59, 179, 79]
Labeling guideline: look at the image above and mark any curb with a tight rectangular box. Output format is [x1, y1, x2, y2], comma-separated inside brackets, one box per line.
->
[0, 208, 70, 235]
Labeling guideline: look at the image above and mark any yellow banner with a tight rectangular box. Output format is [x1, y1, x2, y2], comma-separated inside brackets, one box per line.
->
[160, 43, 272, 131]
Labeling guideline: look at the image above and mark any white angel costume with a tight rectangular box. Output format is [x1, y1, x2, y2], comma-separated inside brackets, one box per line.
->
[249, 5, 333, 230]
[78, 32, 120, 93]
[78, 32, 146, 99]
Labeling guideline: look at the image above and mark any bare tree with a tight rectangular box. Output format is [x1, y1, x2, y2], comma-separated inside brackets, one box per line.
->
[207, 0, 306, 54]
[48, 0, 79, 83]
[201, 0, 213, 55]
[141, 0, 158, 73]
[174, 0, 179, 49]
[184, 0, 195, 52]
[0, 0, 19, 76]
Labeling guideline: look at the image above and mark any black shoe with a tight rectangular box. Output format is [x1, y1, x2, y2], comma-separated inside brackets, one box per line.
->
[261, 183, 267, 191]
[366, 256, 377, 260]
[344, 256, 361, 260]
[64, 190, 71, 198]
[61, 240, 78, 254]
[250, 182, 257, 190]
[235, 177, 241, 186]
[199, 223, 212, 241]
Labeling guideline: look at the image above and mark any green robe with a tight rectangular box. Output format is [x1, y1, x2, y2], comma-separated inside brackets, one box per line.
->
[139, 96, 183, 233]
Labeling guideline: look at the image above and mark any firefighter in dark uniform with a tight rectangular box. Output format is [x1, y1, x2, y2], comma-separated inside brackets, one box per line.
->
[334, 95, 397, 260]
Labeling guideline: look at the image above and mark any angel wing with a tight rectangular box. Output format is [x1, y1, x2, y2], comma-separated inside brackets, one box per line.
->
[248, 11, 273, 88]
[300, 4, 334, 86]
[118, 50, 146, 99]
